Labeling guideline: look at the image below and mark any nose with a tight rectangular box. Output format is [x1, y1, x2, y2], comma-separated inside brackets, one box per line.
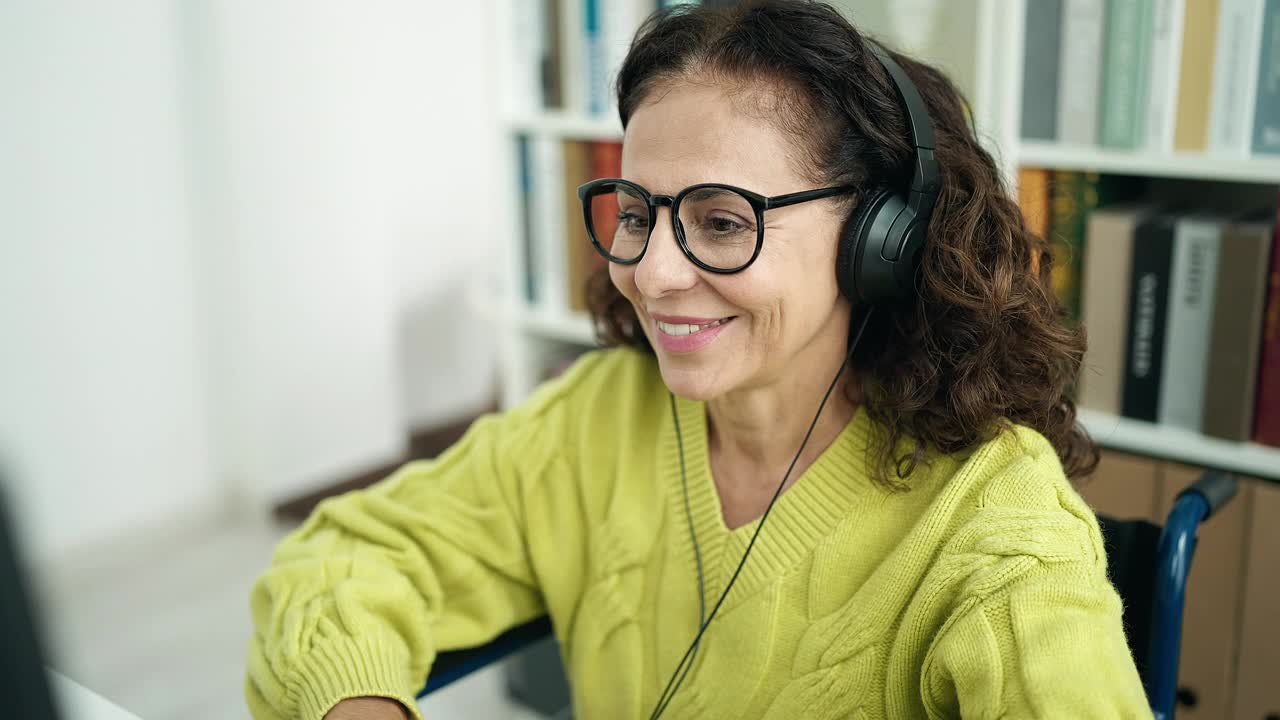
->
[633, 205, 698, 298]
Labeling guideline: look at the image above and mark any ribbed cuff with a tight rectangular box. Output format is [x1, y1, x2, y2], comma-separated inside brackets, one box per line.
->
[287, 631, 427, 720]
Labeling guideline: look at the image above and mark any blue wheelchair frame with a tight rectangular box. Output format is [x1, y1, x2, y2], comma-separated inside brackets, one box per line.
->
[1147, 470, 1237, 720]
[417, 471, 1239, 720]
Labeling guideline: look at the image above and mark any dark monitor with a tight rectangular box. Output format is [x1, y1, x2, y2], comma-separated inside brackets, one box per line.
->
[0, 480, 62, 720]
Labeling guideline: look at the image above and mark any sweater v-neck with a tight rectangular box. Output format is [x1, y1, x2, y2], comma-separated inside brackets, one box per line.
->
[662, 391, 875, 609]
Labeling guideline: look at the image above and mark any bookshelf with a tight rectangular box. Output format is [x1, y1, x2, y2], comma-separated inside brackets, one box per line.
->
[507, 112, 623, 141]
[490, 0, 1280, 482]
[1078, 410, 1280, 483]
[1019, 141, 1280, 185]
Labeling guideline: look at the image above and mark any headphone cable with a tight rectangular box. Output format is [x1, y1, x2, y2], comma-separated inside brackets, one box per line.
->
[649, 308, 874, 719]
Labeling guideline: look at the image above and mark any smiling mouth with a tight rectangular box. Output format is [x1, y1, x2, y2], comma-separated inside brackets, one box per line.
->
[655, 317, 733, 336]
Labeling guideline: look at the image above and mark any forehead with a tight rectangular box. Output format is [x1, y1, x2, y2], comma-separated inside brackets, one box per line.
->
[620, 81, 807, 196]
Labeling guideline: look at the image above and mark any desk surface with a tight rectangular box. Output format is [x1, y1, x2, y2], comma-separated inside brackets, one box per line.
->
[48, 670, 142, 720]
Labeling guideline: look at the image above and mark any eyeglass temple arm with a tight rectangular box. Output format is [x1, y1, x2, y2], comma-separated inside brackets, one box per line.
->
[765, 185, 859, 210]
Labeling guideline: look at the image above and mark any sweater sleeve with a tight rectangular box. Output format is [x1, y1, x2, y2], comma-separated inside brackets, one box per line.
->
[921, 555, 1152, 719]
[245, 388, 568, 720]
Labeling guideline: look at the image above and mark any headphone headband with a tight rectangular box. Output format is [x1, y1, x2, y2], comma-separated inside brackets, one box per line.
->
[835, 42, 943, 305]
[867, 44, 941, 218]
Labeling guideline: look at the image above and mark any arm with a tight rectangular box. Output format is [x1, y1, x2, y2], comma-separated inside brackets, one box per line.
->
[245, 409, 552, 720]
[921, 556, 1151, 720]
[324, 697, 411, 720]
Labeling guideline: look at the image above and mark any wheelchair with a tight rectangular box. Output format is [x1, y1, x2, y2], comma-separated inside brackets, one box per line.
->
[417, 470, 1238, 720]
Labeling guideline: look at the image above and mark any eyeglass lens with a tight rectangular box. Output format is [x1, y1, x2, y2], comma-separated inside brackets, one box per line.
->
[587, 184, 759, 270]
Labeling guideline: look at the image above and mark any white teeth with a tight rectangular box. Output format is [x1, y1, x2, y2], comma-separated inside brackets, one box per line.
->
[656, 318, 729, 336]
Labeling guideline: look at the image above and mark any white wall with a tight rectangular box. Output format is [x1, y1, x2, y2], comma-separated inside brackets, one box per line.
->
[191, 0, 501, 505]
[0, 0, 221, 563]
[0, 0, 502, 561]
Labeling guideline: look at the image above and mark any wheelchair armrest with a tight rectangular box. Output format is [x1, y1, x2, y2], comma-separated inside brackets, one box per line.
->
[417, 616, 554, 698]
[1175, 470, 1237, 521]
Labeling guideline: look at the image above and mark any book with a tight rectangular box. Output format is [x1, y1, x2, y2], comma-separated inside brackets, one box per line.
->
[1253, 208, 1280, 446]
[1146, 0, 1187, 152]
[1018, 168, 1051, 239]
[503, 0, 547, 114]
[585, 0, 607, 115]
[1209, 0, 1267, 156]
[563, 141, 596, 312]
[1203, 211, 1274, 440]
[531, 136, 569, 313]
[1048, 172, 1147, 320]
[1099, 0, 1156, 149]
[1252, 0, 1280, 153]
[1021, 0, 1064, 141]
[1080, 205, 1152, 415]
[558, 0, 588, 116]
[601, 1, 651, 118]
[1057, 0, 1107, 146]
[543, 0, 564, 109]
[1123, 213, 1177, 422]
[517, 135, 538, 303]
[588, 141, 622, 275]
[1174, 0, 1222, 151]
[1157, 214, 1223, 431]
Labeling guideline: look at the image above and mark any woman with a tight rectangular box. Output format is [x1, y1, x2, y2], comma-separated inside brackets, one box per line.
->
[247, 2, 1150, 718]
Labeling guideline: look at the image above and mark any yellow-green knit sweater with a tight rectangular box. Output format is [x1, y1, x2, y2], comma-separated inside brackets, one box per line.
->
[246, 347, 1151, 719]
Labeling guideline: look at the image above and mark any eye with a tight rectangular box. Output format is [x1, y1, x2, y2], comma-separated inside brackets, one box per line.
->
[708, 215, 745, 234]
[616, 210, 649, 233]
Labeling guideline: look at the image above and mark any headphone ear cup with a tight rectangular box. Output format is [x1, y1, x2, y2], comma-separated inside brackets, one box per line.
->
[836, 187, 895, 303]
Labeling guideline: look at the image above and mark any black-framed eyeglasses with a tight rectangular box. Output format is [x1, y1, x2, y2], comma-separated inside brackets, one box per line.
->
[577, 179, 859, 274]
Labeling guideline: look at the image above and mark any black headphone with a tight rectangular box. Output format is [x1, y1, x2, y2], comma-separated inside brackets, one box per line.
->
[835, 44, 942, 305]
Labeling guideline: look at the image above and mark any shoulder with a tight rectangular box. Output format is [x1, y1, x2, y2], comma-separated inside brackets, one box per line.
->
[510, 346, 663, 422]
[932, 422, 1106, 578]
[495, 347, 666, 467]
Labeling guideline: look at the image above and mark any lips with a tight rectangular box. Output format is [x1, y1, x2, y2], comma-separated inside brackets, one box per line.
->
[649, 313, 736, 353]
[654, 318, 731, 336]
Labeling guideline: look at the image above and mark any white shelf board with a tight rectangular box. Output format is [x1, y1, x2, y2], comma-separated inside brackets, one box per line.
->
[1018, 141, 1280, 185]
[1078, 408, 1280, 482]
[506, 111, 623, 141]
[512, 305, 598, 346]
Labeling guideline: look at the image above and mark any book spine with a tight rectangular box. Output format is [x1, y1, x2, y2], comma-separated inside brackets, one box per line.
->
[531, 136, 569, 314]
[1157, 217, 1222, 430]
[1058, 0, 1106, 145]
[1123, 215, 1176, 422]
[502, 0, 545, 114]
[1100, 0, 1156, 149]
[559, 0, 587, 116]
[562, 140, 595, 312]
[517, 135, 538, 304]
[542, 0, 564, 109]
[584, 0, 607, 116]
[1174, 0, 1222, 151]
[602, 0, 643, 120]
[1204, 219, 1274, 440]
[1252, 0, 1280, 153]
[1049, 171, 1083, 317]
[1210, 0, 1267, 155]
[1017, 168, 1052, 240]
[1021, 0, 1064, 140]
[1147, 0, 1187, 151]
[1254, 215, 1280, 446]
[1080, 207, 1145, 415]
[589, 141, 622, 278]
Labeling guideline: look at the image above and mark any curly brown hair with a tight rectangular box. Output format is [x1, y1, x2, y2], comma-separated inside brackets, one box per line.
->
[587, 0, 1098, 486]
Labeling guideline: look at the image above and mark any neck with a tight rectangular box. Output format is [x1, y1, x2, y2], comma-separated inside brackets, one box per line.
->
[705, 338, 859, 493]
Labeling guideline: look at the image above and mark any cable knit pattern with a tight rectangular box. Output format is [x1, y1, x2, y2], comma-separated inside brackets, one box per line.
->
[246, 348, 1151, 719]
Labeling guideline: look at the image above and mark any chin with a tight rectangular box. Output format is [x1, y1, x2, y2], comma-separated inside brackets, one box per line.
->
[652, 350, 737, 401]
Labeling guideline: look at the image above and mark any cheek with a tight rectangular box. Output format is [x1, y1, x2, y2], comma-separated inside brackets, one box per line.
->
[609, 263, 638, 302]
